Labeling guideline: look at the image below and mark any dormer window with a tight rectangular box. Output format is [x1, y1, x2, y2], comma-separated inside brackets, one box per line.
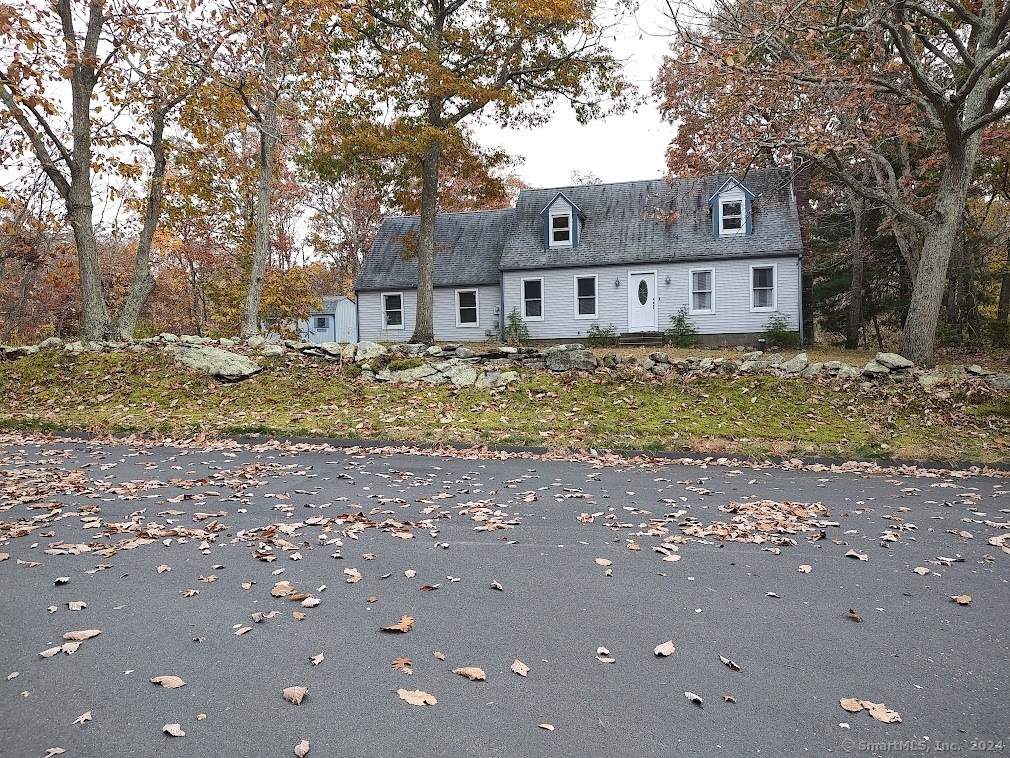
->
[550, 213, 571, 245]
[720, 199, 744, 234]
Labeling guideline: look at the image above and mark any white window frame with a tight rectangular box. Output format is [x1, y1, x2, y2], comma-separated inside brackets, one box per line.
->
[719, 198, 745, 236]
[573, 274, 598, 320]
[521, 277, 544, 321]
[455, 288, 480, 328]
[550, 212, 572, 247]
[749, 264, 777, 312]
[689, 267, 716, 315]
[382, 291, 405, 330]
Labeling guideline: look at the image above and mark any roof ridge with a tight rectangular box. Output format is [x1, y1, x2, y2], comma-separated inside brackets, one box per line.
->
[385, 207, 515, 221]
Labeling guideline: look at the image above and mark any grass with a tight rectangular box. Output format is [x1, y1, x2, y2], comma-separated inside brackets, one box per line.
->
[0, 349, 1007, 463]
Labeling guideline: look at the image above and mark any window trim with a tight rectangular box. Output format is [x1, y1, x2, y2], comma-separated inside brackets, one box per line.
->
[749, 264, 777, 313]
[573, 274, 598, 320]
[520, 277, 545, 322]
[381, 291, 405, 330]
[454, 288, 480, 329]
[719, 197, 745, 236]
[550, 212, 572, 247]
[688, 267, 716, 316]
[314, 316, 328, 330]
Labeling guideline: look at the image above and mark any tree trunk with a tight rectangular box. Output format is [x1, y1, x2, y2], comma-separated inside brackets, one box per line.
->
[115, 110, 168, 340]
[997, 239, 1010, 322]
[240, 31, 280, 339]
[845, 192, 865, 350]
[899, 148, 980, 367]
[410, 139, 440, 345]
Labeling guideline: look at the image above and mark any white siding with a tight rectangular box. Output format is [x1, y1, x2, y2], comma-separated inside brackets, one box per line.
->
[502, 257, 800, 339]
[357, 285, 501, 342]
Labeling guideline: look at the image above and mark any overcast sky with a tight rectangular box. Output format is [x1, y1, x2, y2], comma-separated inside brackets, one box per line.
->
[477, 2, 676, 190]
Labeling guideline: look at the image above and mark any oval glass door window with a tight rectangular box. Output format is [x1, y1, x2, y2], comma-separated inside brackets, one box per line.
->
[638, 280, 649, 305]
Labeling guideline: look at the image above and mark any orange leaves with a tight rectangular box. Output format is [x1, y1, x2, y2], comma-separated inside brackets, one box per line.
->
[381, 616, 414, 633]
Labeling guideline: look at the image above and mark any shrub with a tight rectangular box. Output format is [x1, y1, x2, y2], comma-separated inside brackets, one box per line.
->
[761, 312, 801, 348]
[586, 323, 619, 346]
[985, 318, 1010, 349]
[501, 308, 530, 345]
[664, 307, 700, 347]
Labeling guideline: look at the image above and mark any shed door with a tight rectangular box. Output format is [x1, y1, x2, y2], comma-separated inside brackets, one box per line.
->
[629, 272, 657, 331]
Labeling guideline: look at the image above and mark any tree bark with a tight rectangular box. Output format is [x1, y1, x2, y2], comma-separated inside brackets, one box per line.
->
[997, 239, 1010, 322]
[410, 139, 440, 345]
[845, 192, 865, 350]
[115, 110, 168, 339]
[240, 16, 280, 339]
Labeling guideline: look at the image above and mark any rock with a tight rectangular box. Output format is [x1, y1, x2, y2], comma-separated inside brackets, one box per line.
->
[454, 347, 476, 359]
[341, 343, 357, 361]
[545, 349, 598, 372]
[63, 341, 86, 353]
[874, 352, 913, 370]
[174, 346, 261, 381]
[918, 371, 946, 390]
[157, 332, 179, 343]
[698, 358, 715, 371]
[37, 337, 63, 350]
[219, 338, 235, 347]
[179, 334, 210, 345]
[423, 345, 443, 356]
[442, 364, 478, 386]
[780, 353, 808, 374]
[740, 360, 772, 372]
[642, 358, 655, 371]
[649, 351, 670, 364]
[652, 363, 671, 377]
[967, 364, 990, 376]
[863, 360, 891, 376]
[317, 342, 344, 358]
[245, 335, 266, 348]
[544, 343, 585, 354]
[603, 352, 619, 370]
[822, 361, 843, 372]
[741, 351, 764, 362]
[399, 343, 425, 356]
[389, 364, 440, 383]
[986, 375, 1010, 390]
[261, 345, 286, 357]
[498, 346, 518, 355]
[2, 345, 39, 359]
[441, 344, 460, 352]
[836, 364, 862, 381]
[354, 342, 387, 363]
[799, 362, 823, 378]
[129, 344, 149, 353]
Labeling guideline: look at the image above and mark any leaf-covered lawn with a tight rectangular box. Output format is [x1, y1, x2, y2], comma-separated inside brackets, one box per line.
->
[0, 350, 1007, 462]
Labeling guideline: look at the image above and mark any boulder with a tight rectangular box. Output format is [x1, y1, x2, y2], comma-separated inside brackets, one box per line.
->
[174, 346, 262, 382]
[648, 351, 670, 364]
[2, 345, 39, 359]
[799, 362, 823, 378]
[354, 341, 387, 363]
[424, 345, 444, 357]
[38, 337, 63, 350]
[157, 332, 179, 343]
[317, 342, 344, 358]
[261, 344, 286, 357]
[780, 353, 808, 374]
[918, 372, 947, 390]
[836, 364, 862, 380]
[987, 375, 1010, 390]
[455, 347, 476, 359]
[741, 351, 764, 362]
[245, 335, 266, 348]
[642, 358, 656, 372]
[389, 364, 441, 383]
[652, 363, 671, 377]
[219, 338, 236, 347]
[400, 343, 426, 356]
[341, 343, 357, 361]
[545, 349, 598, 372]
[603, 352, 619, 370]
[874, 352, 913, 370]
[862, 360, 891, 377]
[442, 364, 478, 386]
[740, 360, 772, 372]
[967, 364, 990, 376]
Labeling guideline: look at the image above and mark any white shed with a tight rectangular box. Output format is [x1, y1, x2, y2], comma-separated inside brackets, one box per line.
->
[299, 296, 358, 344]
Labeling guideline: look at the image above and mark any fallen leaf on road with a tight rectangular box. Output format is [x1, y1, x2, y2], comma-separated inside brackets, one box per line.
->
[73, 711, 92, 725]
[719, 655, 742, 672]
[6, 672, 18, 680]
[511, 659, 529, 676]
[272, 581, 294, 597]
[63, 630, 100, 641]
[392, 657, 413, 674]
[840, 698, 902, 723]
[762, 547, 781, 555]
[398, 688, 436, 706]
[292, 611, 306, 620]
[912, 567, 930, 575]
[199, 575, 217, 583]
[0, 553, 8, 562]
[797, 565, 812, 573]
[663, 554, 682, 563]
[419, 584, 440, 592]
[404, 569, 416, 578]
[538, 723, 554, 731]
[951, 594, 972, 606]
[654, 641, 675, 657]
[490, 581, 503, 591]
[251, 611, 280, 623]
[452, 667, 486, 681]
[61, 641, 81, 655]
[310, 654, 324, 666]
[39, 647, 62, 659]
[196, 714, 206, 720]
[723, 695, 736, 703]
[150, 676, 186, 689]
[283, 686, 308, 705]
[301, 597, 321, 608]
[55, 577, 70, 585]
[163, 723, 185, 737]
[594, 558, 612, 566]
[596, 646, 615, 664]
[157, 565, 171, 574]
[382, 616, 414, 633]
[344, 568, 363, 583]
[848, 609, 863, 623]
[845, 550, 868, 561]
[234, 626, 252, 636]
[685, 691, 703, 707]
[44, 749, 65, 757]
[67, 602, 86, 611]
[433, 651, 445, 661]
[241, 582, 253, 590]
[294, 740, 310, 757]
[181, 589, 198, 597]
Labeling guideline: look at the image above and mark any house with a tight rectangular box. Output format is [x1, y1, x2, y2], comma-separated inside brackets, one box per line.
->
[298, 296, 358, 344]
[354, 169, 804, 345]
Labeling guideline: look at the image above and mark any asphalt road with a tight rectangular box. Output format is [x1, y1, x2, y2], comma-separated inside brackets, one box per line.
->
[1, 437, 1008, 758]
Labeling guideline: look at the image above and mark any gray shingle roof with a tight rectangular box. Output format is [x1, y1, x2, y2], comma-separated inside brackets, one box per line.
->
[311, 296, 350, 315]
[355, 208, 513, 291]
[499, 168, 801, 272]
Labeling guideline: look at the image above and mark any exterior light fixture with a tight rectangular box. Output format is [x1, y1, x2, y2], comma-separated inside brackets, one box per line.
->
[614, 277, 620, 287]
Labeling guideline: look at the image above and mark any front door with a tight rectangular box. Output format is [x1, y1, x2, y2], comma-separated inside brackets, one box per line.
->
[628, 272, 657, 331]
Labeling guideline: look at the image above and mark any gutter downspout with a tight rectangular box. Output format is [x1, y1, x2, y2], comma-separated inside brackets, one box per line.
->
[499, 272, 505, 342]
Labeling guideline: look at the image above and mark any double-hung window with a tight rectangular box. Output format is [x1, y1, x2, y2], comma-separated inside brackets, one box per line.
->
[522, 278, 543, 320]
[720, 199, 744, 235]
[550, 213, 571, 245]
[456, 289, 479, 327]
[382, 292, 404, 329]
[690, 269, 715, 314]
[574, 275, 597, 318]
[750, 265, 776, 311]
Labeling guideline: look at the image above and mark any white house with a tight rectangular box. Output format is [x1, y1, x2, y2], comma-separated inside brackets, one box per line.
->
[354, 170, 804, 345]
[298, 296, 358, 344]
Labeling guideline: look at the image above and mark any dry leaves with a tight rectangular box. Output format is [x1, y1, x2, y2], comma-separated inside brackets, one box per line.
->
[181, 588, 199, 597]
[912, 566, 930, 575]
[72, 711, 92, 725]
[433, 651, 445, 661]
[797, 564, 812, 573]
[310, 653, 324, 666]
[150, 675, 186, 689]
[44, 749, 65, 757]
[271, 581, 295, 597]
[685, 691, 704, 707]
[594, 558, 612, 566]
[283, 686, 308, 705]
[490, 581, 504, 591]
[844, 550, 868, 561]
[398, 688, 436, 706]
[294, 740, 310, 757]
[156, 565, 171, 573]
[538, 723, 555, 731]
[392, 657, 413, 674]
[344, 568, 363, 583]
[654, 641, 675, 657]
[596, 646, 615, 664]
[840, 698, 902, 723]
[381, 616, 414, 633]
[163, 723, 186, 737]
[63, 629, 100, 641]
[719, 655, 742, 672]
[951, 594, 972, 606]
[452, 666, 486, 681]
[848, 608, 864, 623]
[67, 602, 86, 611]
[511, 659, 530, 677]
